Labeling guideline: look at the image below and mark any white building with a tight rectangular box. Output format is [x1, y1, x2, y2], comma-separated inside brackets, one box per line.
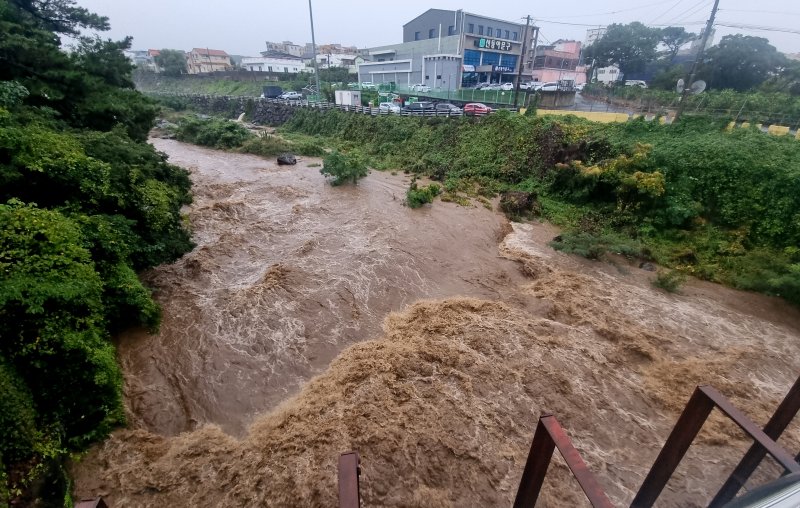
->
[314, 53, 366, 72]
[242, 54, 311, 74]
[593, 64, 620, 84]
[264, 41, 304, 58]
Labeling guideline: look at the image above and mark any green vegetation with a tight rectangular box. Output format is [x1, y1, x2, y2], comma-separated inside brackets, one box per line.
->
[0, 1, 193, 503]
[176, 116, 251, 149]
[653, 269, 687, 293]
[406, 180, 441, 208]
[320, 150, 369, 185]
[282, 109, 800, 305]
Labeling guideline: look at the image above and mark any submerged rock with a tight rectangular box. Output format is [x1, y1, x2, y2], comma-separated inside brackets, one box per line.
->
[277, 153, 297, 165]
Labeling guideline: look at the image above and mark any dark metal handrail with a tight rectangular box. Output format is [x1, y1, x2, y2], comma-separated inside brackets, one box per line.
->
[709, 376, 800, 507]
[338, 451, 361, 508]
[631, 384, 800, 508]
[514, 415, 614, 508]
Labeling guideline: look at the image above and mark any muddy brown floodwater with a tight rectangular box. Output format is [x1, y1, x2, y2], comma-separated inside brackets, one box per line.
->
[74, 139, 800, 507]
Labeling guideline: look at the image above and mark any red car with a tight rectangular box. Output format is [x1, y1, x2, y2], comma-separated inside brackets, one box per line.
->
[463, 103, 492, 115]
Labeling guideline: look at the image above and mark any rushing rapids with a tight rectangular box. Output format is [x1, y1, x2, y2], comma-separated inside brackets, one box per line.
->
[74, 140, 800, 507]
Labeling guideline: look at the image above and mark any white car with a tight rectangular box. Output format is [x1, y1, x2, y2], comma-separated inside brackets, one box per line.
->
[378, 102, 401, 114]
[361, 82, 377, 89]
[500, 82, 514, 91]
[625, 80, 648, 88]
[538, 82, 559, 92]
[410, 83, 431, 92]
[279, 91, 302, 100]
[484, 83, 502, 90]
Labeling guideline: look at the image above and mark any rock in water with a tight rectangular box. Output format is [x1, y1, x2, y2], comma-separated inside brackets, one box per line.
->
[499, 191, 539, 216]
[277, 153, 297, 165]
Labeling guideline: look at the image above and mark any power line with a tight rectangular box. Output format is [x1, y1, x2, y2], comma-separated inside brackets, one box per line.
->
[718, 8, 800, 17]
[649, 0, 686, 25]
[664, 0, 710, 26]
[715, 22, 800, 36]
[529, 0, 679, 20]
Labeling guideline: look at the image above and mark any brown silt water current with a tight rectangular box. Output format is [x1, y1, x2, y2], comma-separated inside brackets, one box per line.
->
[74, 139, 800, 507]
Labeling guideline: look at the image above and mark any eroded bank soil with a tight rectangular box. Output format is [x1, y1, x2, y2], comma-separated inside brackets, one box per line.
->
[74, 140, 800, 507]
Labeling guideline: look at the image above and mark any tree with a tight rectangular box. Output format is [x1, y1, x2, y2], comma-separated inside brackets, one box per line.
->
[760, 59, 800, 96]
[320, 150, 368, 185]
[584, 22, 662, 78]
[8, 0, 109, 35]
[155, 48, 187, 76]
[700, 35, 787, 91]
[659, 26, 695, 61]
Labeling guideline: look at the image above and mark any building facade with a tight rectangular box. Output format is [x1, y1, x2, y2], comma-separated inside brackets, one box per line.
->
[264, 41, 304, 58]
[593, 64, 621, 84]
[358, 8, 532, 89]
[530, 40, 587, 85]
[187, 48, 232, 74]
[242, 52, 309, 74]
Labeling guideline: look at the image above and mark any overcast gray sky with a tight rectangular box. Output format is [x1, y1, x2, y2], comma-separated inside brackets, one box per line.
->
[77, 0, 800, 55]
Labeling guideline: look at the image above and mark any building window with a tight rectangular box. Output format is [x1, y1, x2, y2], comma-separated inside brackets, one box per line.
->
[448, 25, 455, 36]
[415, 31, 420, 41]
[284, 67, 288, 72]
[259, 66, 262, 71]
[496, 28, 502, 38]
[463, 49, 481, 66]
[425, 75, 429, 80]
[468, 23, 474, 33]
[478, 25, 484, 35]
[486, 26, 491, 37]
[500, 54, 517, 71]
[505, 30, 510, 39]
[482, 52, 501, 67]
[429, 28, 435, 38]
[268, 66, 273, 72]
[512, 32, 518, 41]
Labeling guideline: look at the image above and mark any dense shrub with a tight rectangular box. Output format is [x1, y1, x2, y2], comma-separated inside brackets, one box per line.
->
[320, 150, 369, 185]
[0, 1, 195, 501]
[653, 269, 687, 293]
[239, 132, 291, 156]
[406, 181, 441, 208]
[176, 116, 252, 149]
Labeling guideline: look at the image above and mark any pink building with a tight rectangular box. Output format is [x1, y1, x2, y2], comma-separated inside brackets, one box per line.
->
[530, 40, 586, 85]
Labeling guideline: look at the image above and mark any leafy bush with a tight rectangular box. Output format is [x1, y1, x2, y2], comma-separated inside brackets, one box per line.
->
[550, 231, 645, 260]
[320, 150, 368, 185]
[293, 141, 326, 156]
[653, 269, 687, 292]
[176, 116, 251, 149]
[239, 132, 291, 156]
[406, 181, 441, 208]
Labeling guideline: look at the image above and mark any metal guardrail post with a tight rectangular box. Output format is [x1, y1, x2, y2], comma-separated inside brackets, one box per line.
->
[514, 415, 614, 508]
[709, 375, 800, 507]
[631, 385, 800, 508]
[338, 451, 361, 508]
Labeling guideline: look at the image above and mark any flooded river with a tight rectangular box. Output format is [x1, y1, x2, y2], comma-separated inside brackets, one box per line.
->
[74, 139, 800, 507]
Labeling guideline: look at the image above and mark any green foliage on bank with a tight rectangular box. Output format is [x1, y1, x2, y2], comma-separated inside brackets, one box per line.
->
[282, 108, 800, 304]
[0, 1, 193, 503]
[320, 150, 368, 185]
[406, 181, 441, 208]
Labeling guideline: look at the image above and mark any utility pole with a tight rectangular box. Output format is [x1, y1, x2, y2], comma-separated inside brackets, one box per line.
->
[513, 15, 532, 107]
[674, 0, 719, 122]
[308, 0, 322, 102]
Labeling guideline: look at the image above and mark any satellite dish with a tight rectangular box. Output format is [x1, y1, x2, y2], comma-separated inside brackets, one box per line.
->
[676, 78, 685, 93]
[690, 80, 706, 94]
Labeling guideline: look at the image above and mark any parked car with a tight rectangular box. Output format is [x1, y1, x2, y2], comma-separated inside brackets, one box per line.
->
[402, 101, 435, 114]
[347, 82, 360, 89]
[410, 83, 431, 92]
[484, 83, 502, 90]
[500, 82, 514, 91]
[378, 102, 401, 114]
[574, 83, 585, 92]
[279, 91, 303, 100]
[519, 82, 534, 90]
[463, 103, 492, 115]
[538, 82, 559, 92]
[624, 80, 648, 88]
[435, 103, 462, 114]
[474, 82, 491, 89]
[361, 82, 377, 89]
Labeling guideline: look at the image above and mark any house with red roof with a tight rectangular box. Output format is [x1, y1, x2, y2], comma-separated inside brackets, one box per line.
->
[187, 48, 232, 74]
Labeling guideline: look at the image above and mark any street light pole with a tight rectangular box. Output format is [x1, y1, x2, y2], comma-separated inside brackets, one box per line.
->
[308, 0, 322, 102]
[513, 15, 531, 107]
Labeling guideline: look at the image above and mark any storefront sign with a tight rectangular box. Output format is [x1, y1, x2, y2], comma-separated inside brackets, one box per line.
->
[495, 66, 513, 73]
[475, 38, 514, 52]
[462, 64, 475, 72]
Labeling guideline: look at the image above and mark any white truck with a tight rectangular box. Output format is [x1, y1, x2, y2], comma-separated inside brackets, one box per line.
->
[334, 90, 362, 106]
